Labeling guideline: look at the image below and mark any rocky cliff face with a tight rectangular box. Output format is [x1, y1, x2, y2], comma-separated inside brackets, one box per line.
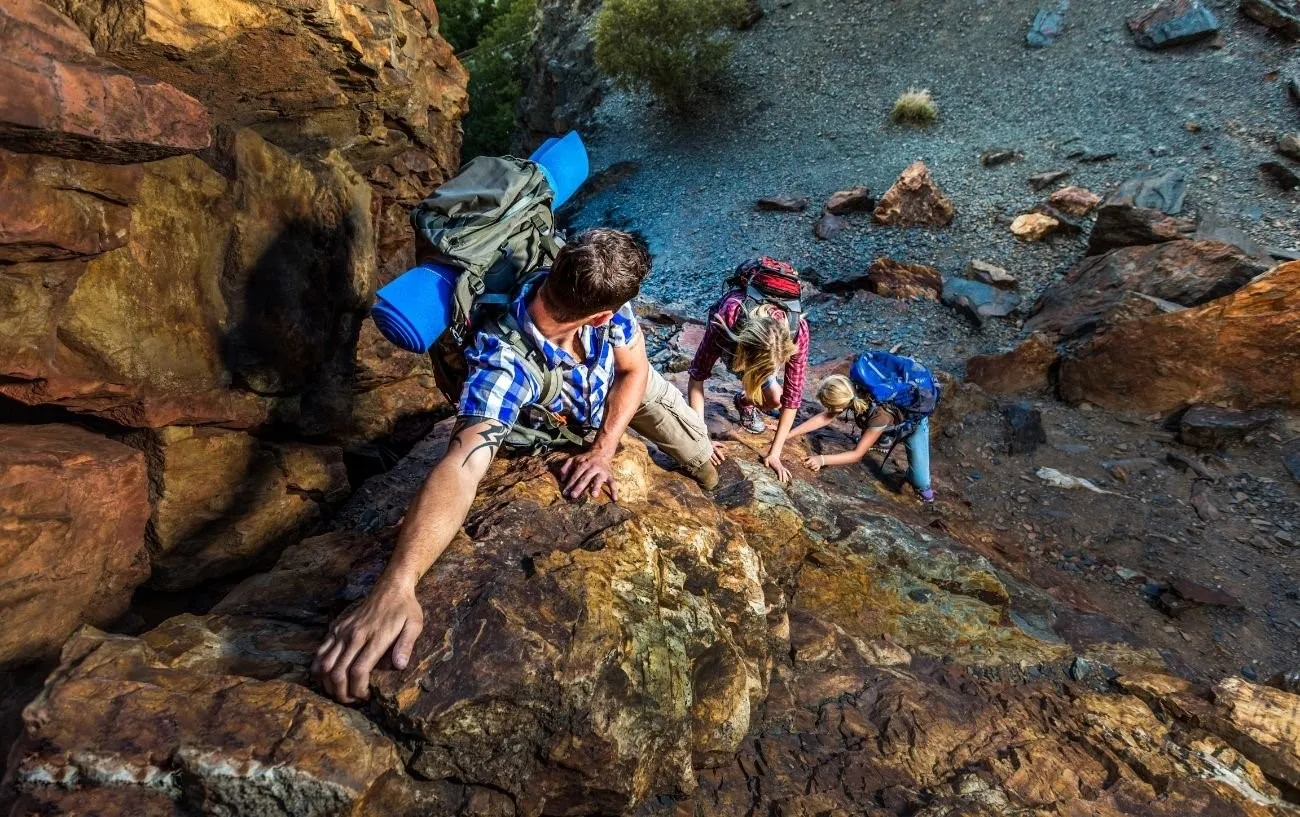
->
[516, 0, 605, 153]
[0, 0, 466, 668]
[7, 423, 1300, 815]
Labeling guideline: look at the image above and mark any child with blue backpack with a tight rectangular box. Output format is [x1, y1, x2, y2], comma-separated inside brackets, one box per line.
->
[788, 352, 942, 503]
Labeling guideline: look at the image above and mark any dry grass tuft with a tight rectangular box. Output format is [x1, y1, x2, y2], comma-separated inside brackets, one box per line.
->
[889, 88, 938, 127]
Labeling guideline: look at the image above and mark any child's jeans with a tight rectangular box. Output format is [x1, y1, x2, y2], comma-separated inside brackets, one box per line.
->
[903, 418, 932, 492]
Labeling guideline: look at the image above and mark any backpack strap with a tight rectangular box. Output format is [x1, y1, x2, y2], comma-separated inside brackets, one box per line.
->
[740, 287, 802, 336]
[484, 310, 587, 451]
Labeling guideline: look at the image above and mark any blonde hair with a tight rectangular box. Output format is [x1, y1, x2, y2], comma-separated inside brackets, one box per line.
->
[715, 308, 797, 405]
[817, 374, 870, 415]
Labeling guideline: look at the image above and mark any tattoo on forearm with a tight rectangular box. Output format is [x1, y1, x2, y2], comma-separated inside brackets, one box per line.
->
[451, 418, 509, 467]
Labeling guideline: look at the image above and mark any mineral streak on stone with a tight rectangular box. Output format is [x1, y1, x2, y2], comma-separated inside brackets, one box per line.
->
[873, 161, 955, 227]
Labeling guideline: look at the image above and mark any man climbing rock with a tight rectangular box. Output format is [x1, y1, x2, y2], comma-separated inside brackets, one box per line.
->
[313, 228, 716, 703]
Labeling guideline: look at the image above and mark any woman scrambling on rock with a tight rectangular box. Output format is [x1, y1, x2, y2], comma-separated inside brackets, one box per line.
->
[789, 351, 941, 503]
[687, 258, 810, 482]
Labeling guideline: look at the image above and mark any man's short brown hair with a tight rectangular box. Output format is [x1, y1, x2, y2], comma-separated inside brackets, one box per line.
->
[541, 228, 650, 322]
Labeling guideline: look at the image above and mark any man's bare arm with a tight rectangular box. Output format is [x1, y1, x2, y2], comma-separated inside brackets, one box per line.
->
[312, 417, 505, 703]
[560, 333, 649, 500]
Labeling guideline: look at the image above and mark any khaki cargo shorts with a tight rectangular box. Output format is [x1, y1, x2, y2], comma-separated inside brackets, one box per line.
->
[630, 368, 714, 482]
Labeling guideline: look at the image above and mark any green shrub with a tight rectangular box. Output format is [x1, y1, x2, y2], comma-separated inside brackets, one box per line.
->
[594, 0, 748, 110]
[445, 0, 538, 158]
[889, 89, 938, 127]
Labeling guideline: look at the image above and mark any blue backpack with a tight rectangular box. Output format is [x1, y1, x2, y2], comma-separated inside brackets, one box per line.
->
[849, 352, 941, 423]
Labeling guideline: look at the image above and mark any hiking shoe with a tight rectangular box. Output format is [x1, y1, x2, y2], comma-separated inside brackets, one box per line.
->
[919, 488, 936, 504]
[734, 394, 767, 434]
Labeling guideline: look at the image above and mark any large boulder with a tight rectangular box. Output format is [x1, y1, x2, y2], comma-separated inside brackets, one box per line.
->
[131, 426, 350, 591]
[7, 626, 424, 817]
[1060, 260, 1300, 413]
[0, 424, 150, 667]
[965, 333, 1059, 395]
[366, 442, 775, 810]
[1026, 240, 1268, 339]
[0, 0, 210, 162]
[0, 129, 375, 433]
[8, 426, 1300, 816]
[1087, 201, 1195, 256]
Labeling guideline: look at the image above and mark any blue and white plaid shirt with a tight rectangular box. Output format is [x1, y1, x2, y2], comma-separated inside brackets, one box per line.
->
[458, 274, 640, 430]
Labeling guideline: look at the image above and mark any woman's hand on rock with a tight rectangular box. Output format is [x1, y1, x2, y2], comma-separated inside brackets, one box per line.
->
[312, 581, 424, 704]
[763, 451, 791, 483]
[710, 441, 728, 465]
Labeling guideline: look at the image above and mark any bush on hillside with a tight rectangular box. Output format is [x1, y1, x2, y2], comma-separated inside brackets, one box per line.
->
[889, 89, 938, 127]
[446, 0, 538, 158]
[593, 0, 748, 110]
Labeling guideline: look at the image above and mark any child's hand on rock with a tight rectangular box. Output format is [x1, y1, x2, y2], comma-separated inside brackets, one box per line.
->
[803, 454, 823, 473]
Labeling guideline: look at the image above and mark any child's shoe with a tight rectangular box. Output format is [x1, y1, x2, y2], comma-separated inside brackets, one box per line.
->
[919, 488, 936, 504]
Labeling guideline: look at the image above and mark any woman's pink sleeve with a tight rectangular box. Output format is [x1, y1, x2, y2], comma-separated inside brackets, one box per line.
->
[780, 319, 812, 409]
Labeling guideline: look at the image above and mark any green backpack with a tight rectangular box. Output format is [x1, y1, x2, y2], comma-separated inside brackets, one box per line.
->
[411, 155, 585, 451]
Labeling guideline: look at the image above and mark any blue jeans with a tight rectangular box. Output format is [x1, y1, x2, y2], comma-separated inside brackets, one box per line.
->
[903, 417, 931, 492]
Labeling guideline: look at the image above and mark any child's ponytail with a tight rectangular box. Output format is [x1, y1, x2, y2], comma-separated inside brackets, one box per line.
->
[817, 374, 869, 416]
